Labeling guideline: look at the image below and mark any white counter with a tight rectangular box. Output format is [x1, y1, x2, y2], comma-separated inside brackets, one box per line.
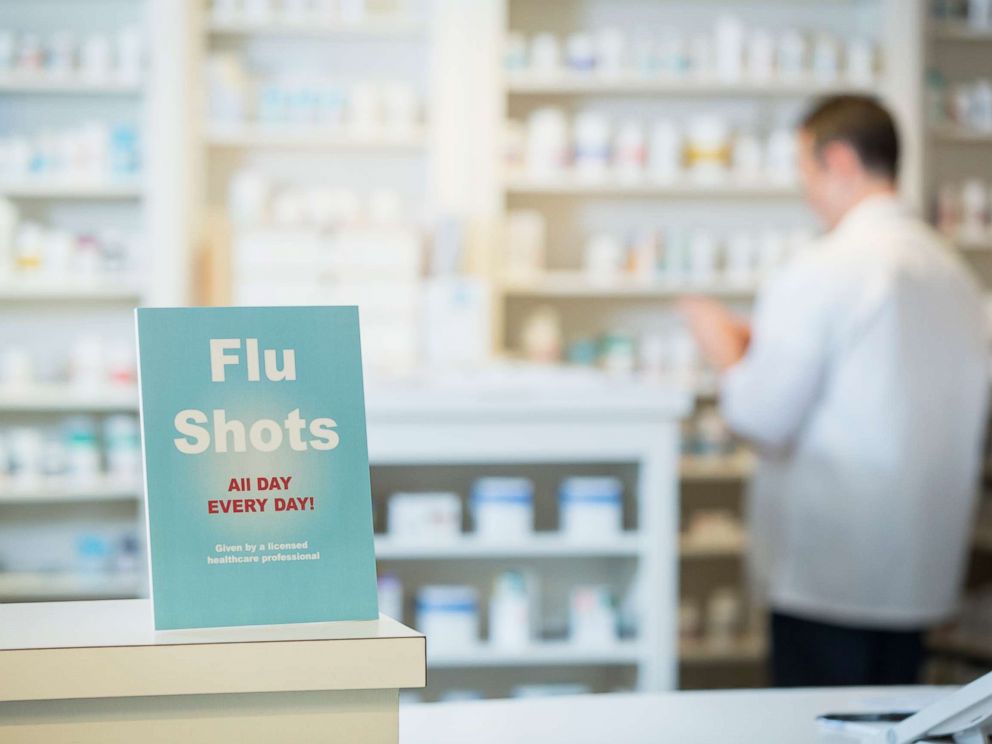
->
[0, 599, 425, 743]
[400, 687, 950, 744]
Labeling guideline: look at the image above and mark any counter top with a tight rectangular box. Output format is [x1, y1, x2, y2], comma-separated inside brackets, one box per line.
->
[400, 687, 951, 744]
[0, 599, 425, 702]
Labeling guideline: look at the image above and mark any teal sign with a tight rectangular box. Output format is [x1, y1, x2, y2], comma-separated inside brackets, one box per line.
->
[136, 306, 378, 629]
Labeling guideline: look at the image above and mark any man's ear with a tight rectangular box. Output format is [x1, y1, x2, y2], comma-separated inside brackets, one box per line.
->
[820, 140, 861, 178]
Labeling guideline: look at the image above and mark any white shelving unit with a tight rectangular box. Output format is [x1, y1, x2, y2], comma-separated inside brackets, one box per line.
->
[366, 382, 688, 699]
[0, 0, 189, 606]
[493, 0, 899, 689]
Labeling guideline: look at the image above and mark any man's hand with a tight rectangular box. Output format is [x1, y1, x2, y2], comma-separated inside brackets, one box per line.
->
[678, 296, 751, 372]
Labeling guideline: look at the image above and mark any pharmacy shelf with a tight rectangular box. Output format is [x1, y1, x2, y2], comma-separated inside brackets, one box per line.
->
[501, 272, 760, 300]
[206, 123, 426, 150]
[0, 74, 142, 95]
[931, 22, 992, 42]
[679, 634, 767, 665]
[680, 451, 755, 483]
[0, 571, 143, 602]
[0, 279, 144, 303]
[206, 18, 423, 38]
[0, 385, 138, 413]
[375, 533, 642, 560]
[0, 477, 142, 505]
[504, 175, 800, 198]
[506, 73, 876, 97]
[428, 641, 644, 668]
[931, 125, 992, 144]
[0, 180, 143, 199]
[679, 535, 748, 559]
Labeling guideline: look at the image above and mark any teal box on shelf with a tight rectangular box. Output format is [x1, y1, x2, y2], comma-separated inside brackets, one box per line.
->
[135, 306, 378, 630]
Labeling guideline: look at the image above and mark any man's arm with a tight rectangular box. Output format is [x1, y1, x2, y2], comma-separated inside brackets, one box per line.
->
[678, 296, 752, 372]
[679, 271, 829, 452]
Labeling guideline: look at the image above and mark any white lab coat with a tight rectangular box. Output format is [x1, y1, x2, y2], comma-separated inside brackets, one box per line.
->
[722, 195, 989, 628]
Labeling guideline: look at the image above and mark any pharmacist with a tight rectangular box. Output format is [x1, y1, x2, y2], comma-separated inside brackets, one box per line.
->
[681, 95, 989, 687]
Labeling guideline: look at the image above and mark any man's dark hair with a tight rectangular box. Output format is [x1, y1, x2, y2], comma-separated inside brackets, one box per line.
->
[800, 95, 900, 181]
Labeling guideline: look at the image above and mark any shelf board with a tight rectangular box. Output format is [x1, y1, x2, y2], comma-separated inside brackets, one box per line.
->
[376, 533, 642, 560]
[502, 272, 760, 300]
[0, 74, 142, 94]
[0, 384, 138, 412]
[0, 572, 143, 602]
[206, 18, 423, 38]
[506, 73, 877, 97]
[929, 628, 992, 662]
[931, 125, 992, 144]
[931, 21, 992, 42]
[0, 477, 142, 504]
[206, 124, 426, 150]
[956, 236, 992, 252]
[505, 174, 799, 198]
[679, 534, 747, 559]
[428, 641, 644, 668]
[679, 634, 767, 664]
[0, 279, 143, 303]
[0, 180, 143, 199]
[680, 451, 754, 482]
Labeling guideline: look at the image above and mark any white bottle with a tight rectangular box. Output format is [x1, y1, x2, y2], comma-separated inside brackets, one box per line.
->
[846, 38, 876, 86]
[565, 32, 596, 73]
[570, 586, 618, 648]
[776, 29, 807, 81]
[688, 230, 720, 284]
[595, 28, 625, 76]
[648, 119, 682, 182]
[812, 34, 840, 84]
[746, 29, 775, 82]
[584, 232, 625, 279]
[489, 571, 532, 650]
[530, 33, 560, 76]
[573, 111, 611, 181]
[714, 15, 745, 83]
[614, 119, 646, 182]
[733, 131, 764, 182]
[525, 107, 568, 178]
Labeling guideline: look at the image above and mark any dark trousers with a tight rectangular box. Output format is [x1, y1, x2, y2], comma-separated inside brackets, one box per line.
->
[770, 611, 925, 687]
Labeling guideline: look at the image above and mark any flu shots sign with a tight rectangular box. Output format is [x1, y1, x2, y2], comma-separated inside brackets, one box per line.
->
[136, 306, 378, 629]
